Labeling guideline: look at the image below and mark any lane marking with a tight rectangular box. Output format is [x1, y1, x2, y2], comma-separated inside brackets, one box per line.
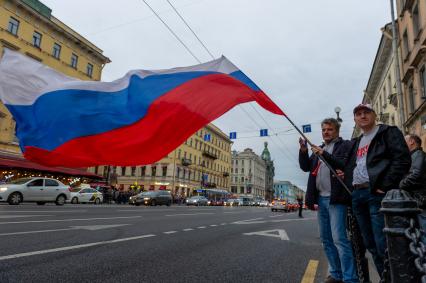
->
[271, 217, 315, 223]
[0, 210, 87, 213]
[163, 231, 178, 234]
[197, 226, 206, 229]
[223, 212, 244, 214]
[210, 224, 218, 227]
[220, 223, 227, 225]
[0, 215, 52, 219]
[183, 228, 194, 231]
[243, 229, 290, 241]
[233, 217, 315, 225]
[165, 213, 214, 217]
[300, 260, 319, 283]
[0, 234, 155, 261]
[0, 216, 142, 225]
[0, 224, 129, 237]
[269, 215, 285, 218]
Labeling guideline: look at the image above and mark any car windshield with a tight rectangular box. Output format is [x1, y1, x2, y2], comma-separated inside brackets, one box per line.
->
[140, 192, 155, 196]
[7, 178, 34, 185]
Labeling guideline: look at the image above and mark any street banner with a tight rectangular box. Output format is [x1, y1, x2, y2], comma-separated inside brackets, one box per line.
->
[0, 49, 285, 167]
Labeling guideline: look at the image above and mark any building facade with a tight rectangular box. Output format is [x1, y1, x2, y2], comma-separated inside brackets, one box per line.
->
[273, 180, 304, 203]
[397, 0, 426, 145]
[230, 148, 266, 198]
[261, 142, 275, 201]
[89, 124, 233, 197]
[0, 0, 109, 182]
[363, 23, 402, 130]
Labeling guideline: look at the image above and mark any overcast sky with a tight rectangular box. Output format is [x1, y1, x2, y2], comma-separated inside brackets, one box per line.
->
[41, 0, 390, 190]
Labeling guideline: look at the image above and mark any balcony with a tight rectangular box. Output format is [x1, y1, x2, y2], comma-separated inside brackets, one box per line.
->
[181, 158, 192, 166]
[202, 150, 218, 160]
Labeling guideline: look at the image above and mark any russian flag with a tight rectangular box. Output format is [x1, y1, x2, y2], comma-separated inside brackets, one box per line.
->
[0, 49, 285, 167]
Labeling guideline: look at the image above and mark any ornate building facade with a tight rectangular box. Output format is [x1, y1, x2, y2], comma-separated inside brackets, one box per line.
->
[261, 142, 275, 201]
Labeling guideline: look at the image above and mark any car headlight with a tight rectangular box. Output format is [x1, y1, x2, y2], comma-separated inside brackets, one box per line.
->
[0, 187, 7, 192]
[143, 197, 150, 200]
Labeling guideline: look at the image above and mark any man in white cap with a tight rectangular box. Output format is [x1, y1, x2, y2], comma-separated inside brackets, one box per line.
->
[312, 103, 410, 279]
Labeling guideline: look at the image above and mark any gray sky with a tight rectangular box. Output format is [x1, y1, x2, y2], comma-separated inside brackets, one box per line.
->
[42, 0, 390, 190]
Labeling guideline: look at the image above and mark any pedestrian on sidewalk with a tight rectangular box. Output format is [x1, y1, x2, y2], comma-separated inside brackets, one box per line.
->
[296, 193, 304, 218]
[400, 134, 426, 235]
[313, 104, 411, 279]
[299, 117, 358, 283]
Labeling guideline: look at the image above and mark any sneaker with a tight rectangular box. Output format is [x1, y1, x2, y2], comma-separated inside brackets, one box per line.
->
[324, 275, 343, 283]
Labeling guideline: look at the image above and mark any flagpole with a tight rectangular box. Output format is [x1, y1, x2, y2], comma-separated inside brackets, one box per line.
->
[283, 115, 352, 195]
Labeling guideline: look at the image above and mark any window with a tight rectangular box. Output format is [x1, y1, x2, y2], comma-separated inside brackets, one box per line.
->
[408, 83, 416, 113]
[7, 17, 19, 35]
[28, 179, 43, 186]
[141, 166, 146, 177]
[71, 53, 78, 69]
[86, 63, 93, 77]
[32, 31, 42, 48]
[45, 179, 59, 186]
[52, 43, 61, 59]
[121, 166, 126, 176]
[412, 4, 421, 38]
[151, 166, 156, 177]
[241, 177, 244, 182]
[403, 30, 409, 58]
[131, 167, 136, 176]
[162, 166, 167, 177]
[241, 168, 244, 173]
[420, 67, 426, 98]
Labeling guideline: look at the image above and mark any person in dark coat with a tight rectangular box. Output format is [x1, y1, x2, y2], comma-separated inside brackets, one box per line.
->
[299, 118, 357, 283]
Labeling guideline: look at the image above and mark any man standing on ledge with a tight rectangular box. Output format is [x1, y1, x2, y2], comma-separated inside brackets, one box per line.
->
[299, 118, 357, 283]
[313, 104, 410, 278]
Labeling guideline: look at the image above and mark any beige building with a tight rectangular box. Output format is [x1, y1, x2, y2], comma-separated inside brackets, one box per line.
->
[362, 23, 402, 132]
[89, 124, 233, 196]
[0, 0, 109, 181]
[230, 148, 267, 198]
[397, 0, 426, 145]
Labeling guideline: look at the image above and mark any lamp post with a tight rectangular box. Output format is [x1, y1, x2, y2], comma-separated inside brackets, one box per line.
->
[334, 106, 343, 123]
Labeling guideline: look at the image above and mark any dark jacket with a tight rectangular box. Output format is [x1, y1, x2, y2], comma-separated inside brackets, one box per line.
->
[299, 137, 352, 209]
[323, 124, 411, 193]
[400, 147, 426, 191]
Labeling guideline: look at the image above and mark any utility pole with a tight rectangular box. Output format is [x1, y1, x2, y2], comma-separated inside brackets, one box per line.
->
[390, 0, 406, 131]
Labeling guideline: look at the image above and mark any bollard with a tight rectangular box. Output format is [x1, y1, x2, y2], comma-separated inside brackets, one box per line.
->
[380, 189, 421, 283]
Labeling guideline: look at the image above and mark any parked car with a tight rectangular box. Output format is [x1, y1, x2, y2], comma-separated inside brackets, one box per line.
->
[209, 199, 225, 206]
[186, 196, 209, 206]
[224, 198, 240, 206]
[271, 200, 292, 212]
[129, 191, 172, 206]
[259, 200, 270, 207]
[70, 186, 103, 204]
[0, 177, 70, 205]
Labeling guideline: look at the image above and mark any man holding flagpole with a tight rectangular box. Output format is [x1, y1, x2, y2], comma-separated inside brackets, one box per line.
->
[299, 118, 358, 283]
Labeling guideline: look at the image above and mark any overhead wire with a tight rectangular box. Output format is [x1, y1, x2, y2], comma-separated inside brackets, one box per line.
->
[141, 0, 202, 63]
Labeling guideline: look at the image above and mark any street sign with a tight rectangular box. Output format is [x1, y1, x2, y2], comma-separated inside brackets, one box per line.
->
[260, 129, 268, 137]
[229, 132, 237, 139]
[302, 124, 312, 133]
[204, 134, 211, 141]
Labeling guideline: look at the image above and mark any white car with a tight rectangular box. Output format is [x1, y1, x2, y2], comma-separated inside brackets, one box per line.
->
[70, 187, 103, 204]
[0, 177, 70, 205]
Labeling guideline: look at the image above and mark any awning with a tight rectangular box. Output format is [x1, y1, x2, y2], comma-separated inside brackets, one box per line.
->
[0, 154, 102, 178]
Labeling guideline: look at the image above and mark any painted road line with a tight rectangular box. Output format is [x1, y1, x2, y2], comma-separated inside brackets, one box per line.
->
[0, 234, 156, 261]
[0, 216, 142, 225]
[0, 224, 129, 237]
[197, 226, 206, 229]
[223, 211, 244, 214]
[116, 209, 176, 212]
[233, 217, 315, 225]
[243, 229, 290, 241]
[220, 223, 227, 225]
[271, 217, 315, 223]
[300, 260, 319, 283]
[165, 213, 214, 217]
[0, 210, 88, 213]
[183, 228, 194, 231]
[163, 231, 178, 234]
[210, 224, 218, 227]
[269, 215, 285, 218]
[0, 215, 53, 219]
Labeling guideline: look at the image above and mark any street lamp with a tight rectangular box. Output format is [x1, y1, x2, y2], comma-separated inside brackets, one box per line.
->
[334, 106, 343, 123]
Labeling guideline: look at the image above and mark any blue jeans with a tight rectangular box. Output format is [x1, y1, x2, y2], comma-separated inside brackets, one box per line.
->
[318, 196, 358, 283]
[351, 188, 385, 277]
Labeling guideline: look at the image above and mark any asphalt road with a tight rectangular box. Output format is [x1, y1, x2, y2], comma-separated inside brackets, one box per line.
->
[0, 203, 328, 283]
